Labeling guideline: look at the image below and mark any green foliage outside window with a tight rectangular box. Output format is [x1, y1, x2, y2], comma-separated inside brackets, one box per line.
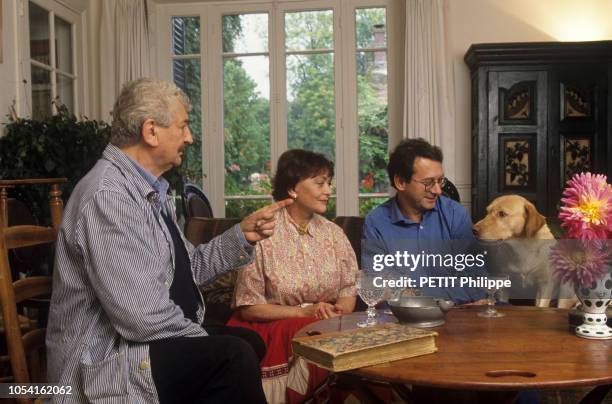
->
[223, 59, 271, 199]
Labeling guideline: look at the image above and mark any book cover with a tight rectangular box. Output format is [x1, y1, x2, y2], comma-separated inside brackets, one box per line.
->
[292, 323, 437, 372]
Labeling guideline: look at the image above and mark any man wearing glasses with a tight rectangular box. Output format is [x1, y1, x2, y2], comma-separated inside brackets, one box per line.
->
[363, 138, 486, 304]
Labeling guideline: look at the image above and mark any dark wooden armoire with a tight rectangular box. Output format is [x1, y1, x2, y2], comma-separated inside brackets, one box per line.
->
[464, 41, 612, 220]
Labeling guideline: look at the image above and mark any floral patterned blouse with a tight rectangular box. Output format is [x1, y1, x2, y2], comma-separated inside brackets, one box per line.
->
[233, 208, 358, 307]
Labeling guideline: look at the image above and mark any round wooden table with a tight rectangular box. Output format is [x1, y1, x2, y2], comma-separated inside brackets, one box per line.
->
[297, 307, 612, 403]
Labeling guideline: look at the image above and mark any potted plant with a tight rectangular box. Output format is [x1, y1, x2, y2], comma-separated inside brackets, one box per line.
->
[0, 104, 110, 223]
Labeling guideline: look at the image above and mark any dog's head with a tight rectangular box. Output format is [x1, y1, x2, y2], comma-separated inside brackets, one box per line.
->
[473, 195, 546, 240]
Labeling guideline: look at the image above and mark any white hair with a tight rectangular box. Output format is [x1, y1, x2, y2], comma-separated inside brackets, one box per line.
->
[110, 78, 191, 147]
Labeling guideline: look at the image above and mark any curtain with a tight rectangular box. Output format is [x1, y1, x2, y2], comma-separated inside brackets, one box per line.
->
[403, 0, 456, 176]
[99, 0, 151, 120]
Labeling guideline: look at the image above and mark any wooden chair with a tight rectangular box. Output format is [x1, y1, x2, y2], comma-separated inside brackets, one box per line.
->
[0, 178, 66, 400]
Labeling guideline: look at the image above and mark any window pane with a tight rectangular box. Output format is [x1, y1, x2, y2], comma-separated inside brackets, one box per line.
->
[222, 14, 268, 54]
[225, 199, 270, 219]
[172, 17, 200, 55]
[285, 10, 333, 51]
[55, 16, 73, 73]
[223, 57, 271, 203]
[29, 2, 50, 65]
[359, 196, 387, 217]
[31, 66, 51, 119]
[173, 59, 203, 183]
[287, 53, 335, 160]
[356, 8, 387, 49]
[358, 50, 389, 214]
[56, 74, 74, 112]
[324, 198, 336, 220]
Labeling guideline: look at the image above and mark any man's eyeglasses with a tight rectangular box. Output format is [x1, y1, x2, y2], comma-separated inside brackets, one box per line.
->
[412, 176, 447, 191]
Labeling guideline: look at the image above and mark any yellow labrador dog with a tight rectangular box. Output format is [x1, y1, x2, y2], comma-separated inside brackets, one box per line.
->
[473, 195, 576, 308]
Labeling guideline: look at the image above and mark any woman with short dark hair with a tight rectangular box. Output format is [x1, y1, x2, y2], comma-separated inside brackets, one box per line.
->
[228, 149, 358, 403]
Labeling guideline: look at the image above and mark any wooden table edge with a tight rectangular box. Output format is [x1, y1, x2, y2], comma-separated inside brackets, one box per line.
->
[351, 368, 612, 391]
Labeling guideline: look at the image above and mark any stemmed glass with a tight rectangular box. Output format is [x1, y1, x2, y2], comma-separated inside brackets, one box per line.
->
[478, 275, 509, 318]
[356, 271, 385, 327]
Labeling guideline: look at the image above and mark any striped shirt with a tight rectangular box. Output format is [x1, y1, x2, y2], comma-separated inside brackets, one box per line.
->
[46, 144, 253, 403]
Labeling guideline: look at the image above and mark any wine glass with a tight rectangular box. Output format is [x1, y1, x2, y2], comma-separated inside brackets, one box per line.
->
[478, 275, 509, 318]
[356, 271, 385, 327]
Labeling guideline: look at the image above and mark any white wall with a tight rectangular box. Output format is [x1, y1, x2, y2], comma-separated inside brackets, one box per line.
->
[446, 0, 612, 210]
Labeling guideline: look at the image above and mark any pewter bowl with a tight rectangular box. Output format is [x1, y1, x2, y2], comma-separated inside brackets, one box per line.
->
[388, 296, 454, 328]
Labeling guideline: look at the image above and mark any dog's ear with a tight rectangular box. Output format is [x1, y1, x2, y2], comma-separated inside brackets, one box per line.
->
[524, 201, 545, 238]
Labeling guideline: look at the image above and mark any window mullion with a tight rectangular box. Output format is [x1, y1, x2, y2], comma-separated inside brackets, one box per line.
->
[205, 7, 226, 217]
[222, 51, 269, 58]
[386, 1, 399, 173]
[332, 0, 345, 215]
[338, 0, 362, 216]
[30, 60, 53, 71]
[56, 70, 77, 80]
[342, 1, 359, 216]
[271, 3, 287, 174]
[49, 9, 58, 115]
[172, 54, 201, 60]
[285, 48, 334, 56]
[71, 20, 78, 116]
[356, 46, 388, 52]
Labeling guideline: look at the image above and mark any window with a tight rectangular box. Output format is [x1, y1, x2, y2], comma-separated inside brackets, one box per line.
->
[158, 0, 399, 217]
[171, 16, 203, 184]
[26, 0, 81, 119]
[285, 10, 335, 158]
[356, 8, 389, 215]
[222, 13, 272, 217]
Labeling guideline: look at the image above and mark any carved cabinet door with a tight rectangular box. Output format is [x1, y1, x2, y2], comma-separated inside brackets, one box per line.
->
[486, 70, 548, 214]
[482, 68, 607, 218]
[546, 67, 608, 216]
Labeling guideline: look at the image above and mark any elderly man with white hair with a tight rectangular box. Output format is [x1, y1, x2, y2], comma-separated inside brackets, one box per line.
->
[47, 78, 291, 403]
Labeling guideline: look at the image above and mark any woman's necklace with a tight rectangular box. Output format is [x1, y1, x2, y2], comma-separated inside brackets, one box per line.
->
[288, 207, 311, 235]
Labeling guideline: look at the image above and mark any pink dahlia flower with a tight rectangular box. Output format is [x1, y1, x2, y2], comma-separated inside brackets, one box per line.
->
[558, 172, 612, 240]
[550, 240, 609, 287]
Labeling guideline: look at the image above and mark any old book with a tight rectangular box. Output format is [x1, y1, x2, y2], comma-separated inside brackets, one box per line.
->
[292, 323, 437, 372]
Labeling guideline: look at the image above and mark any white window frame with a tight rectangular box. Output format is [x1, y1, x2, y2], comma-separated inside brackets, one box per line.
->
[156, 0, 401, 217]
[19, 0, 87, 118]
